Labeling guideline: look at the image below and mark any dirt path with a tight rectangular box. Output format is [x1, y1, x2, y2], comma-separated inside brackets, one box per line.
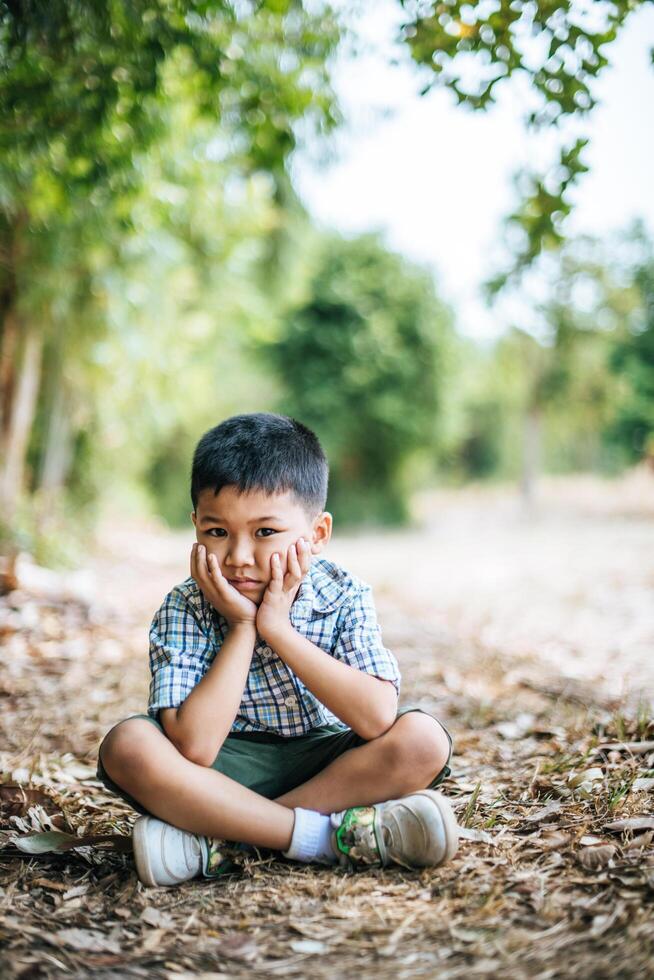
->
[1, 473, 653, 978]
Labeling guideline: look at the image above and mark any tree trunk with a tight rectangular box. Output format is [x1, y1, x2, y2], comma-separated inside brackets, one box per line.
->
[0, 323, 43, 519]
[38, 380, 73, 494]
[520, 407, 541, 507]
[0, 307, 19, 438]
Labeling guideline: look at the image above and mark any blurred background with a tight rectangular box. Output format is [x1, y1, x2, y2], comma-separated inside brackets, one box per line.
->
[1, 1, 653, 702]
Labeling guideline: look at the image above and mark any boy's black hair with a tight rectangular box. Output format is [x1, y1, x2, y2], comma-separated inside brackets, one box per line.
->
[191, 413, 328, 515]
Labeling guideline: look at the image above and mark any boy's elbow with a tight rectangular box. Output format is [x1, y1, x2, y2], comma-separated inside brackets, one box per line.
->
[360, 686, 398, 740]
[176, 733, 223, 767]
[368, 710, 397, 740]
[180, 743, 215, 767]
[162, 706, 223, 766]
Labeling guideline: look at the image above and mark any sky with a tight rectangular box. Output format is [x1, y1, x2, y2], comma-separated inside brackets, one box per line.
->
[292, 2, 654, 341]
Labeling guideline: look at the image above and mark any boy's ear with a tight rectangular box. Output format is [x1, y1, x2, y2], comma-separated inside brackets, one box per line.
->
[310, 511, 332, 554]
[191, 511, 197, 527]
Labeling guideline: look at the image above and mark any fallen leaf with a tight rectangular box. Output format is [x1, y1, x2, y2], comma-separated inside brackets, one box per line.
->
[30, 877, 68, 891]
[63, 883, 90, 901]
[52, 928, 122, 954]
[141, 906, 175, 929]
[605, 816, 654, 833]
[591, 908, 624, 937]
[458, 826, 496, 845]
[13, 830, 131, 854]
[496, 714, 535, 739]
[0, 784, 59, 815]
[568, 768, 604, 788]
[215, 934, 259, 963]
[623, 831, 653, 851]
[524, 801, 563, 823]
[578, 844, 617, 870]
[139, 927, 168, 953]
[597, 742, 654, 755]
[538, 831, 571, 851]
[289, 939, 326, 954]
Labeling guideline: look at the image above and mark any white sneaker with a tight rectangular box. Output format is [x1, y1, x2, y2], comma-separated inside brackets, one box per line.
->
[132, 815, 206, 887]
[330, 790, 459, 869]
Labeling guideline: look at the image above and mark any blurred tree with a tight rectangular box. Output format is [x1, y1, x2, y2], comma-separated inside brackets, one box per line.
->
[0, 1, 340, 543]
[449, 227, 649, 494]
[606, 238, 654, 464]
[263, 233, 456, 525]
[398, 0, 650, 287]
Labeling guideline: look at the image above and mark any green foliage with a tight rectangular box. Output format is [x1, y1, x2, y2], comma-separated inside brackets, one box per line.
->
[449, 227, 653, 480]
[262, 233, 456, 525]
[485, 140, 590, 295]
[0, 0, 342, 550]
[0, 1, 340, 214]
[399, 0, 649, 281]
[606, 247, 654, 462]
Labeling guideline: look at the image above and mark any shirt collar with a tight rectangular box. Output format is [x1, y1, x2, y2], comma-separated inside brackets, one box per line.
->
[291, 558, 351, 621]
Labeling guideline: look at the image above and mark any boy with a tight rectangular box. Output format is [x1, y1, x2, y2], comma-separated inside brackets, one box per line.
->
[97, 413, 458, 887]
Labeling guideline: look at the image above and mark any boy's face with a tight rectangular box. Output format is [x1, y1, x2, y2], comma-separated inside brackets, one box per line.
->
[192, 485, 332, 605]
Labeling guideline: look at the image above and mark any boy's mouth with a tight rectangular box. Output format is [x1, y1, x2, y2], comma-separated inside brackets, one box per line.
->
[228, 577, 261, 589]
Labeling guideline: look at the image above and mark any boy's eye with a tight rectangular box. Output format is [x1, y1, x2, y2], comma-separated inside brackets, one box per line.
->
[256, 528, 277, 537]
[206, 528, 227, 537]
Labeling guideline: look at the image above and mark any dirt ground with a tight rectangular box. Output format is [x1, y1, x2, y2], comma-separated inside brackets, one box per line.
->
[1, 471, 653, 978]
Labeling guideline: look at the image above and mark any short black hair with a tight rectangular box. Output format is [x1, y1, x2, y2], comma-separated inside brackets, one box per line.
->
[191, 413, 329, 515]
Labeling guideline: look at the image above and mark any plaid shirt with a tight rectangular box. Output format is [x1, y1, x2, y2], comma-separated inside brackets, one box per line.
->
[147, 557, 401, 736]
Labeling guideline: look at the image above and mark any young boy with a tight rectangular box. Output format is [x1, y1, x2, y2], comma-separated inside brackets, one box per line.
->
[97, 413, 458, 886]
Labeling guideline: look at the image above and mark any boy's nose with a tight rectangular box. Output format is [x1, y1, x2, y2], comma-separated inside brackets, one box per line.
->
[225, 539, 255, 567]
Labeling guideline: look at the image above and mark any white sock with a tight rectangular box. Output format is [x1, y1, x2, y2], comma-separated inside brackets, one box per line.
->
[282, 807, 337, 864]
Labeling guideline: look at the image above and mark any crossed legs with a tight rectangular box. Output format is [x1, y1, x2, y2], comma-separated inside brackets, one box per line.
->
[98, 712, 450, 851]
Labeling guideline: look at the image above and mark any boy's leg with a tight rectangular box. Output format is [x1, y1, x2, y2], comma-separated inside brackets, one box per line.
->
[98, 717, 294, 849]
[97, 709, 457, 883]
[274, 708, 452, 814]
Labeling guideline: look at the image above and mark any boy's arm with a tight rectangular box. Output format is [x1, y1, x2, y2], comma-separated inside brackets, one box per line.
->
[160, 621, 257, 766]
[264, 623, 398, 740]
[256, 547, 400, 740]
[149, 560, 260, 767]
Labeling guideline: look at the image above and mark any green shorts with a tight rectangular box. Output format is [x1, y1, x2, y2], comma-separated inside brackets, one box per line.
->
[96, 705, 453, 817]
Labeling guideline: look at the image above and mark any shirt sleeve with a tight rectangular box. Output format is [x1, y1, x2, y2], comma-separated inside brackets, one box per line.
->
[147, 587, 215, 719]
[331, 584, 401, 695]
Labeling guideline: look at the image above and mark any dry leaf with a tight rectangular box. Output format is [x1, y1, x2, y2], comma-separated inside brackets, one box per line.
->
[524, 801, 563, 823]
[539, 831, 571, 851]
[458, 826, 496, 845]
[289, 939, 326, 954]
[14, 830, 131, 854]
[141, 906, 175, 929]
[568, 768, 604, 788]
[0, 784, 59, 815]
[597, 742, 654, 755]
[605, 816, 654, 833]
[52, 928, 122, 954]
[578, 844, 617, 869]
[214, 934, 259, 963]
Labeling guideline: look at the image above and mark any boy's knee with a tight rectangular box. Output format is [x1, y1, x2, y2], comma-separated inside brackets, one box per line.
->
[99, 718, 158, 781]
[383, 712, 450, 787]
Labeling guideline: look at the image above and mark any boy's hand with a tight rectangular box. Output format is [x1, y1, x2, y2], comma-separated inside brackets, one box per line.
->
[190, 543, 257, 629]
[256, 537, 312, 643]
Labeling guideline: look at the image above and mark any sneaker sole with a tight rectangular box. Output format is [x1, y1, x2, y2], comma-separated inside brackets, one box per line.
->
[132, 815, 158, 887]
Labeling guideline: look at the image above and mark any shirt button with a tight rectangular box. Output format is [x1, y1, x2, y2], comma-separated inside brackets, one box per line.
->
[284, 695, 298, 708]
[261, 645, 273, 657]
